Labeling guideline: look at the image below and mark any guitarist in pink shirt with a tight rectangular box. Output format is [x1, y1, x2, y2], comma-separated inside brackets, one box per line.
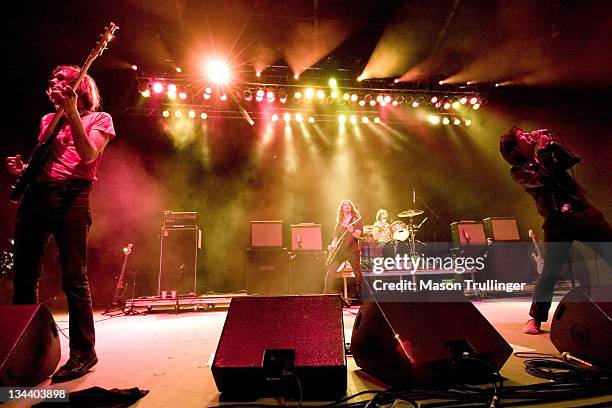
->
[324, 200, 363, 300]
[5, 65, 115, 382]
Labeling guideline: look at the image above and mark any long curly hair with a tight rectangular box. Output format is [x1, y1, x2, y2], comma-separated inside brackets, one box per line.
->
[335, 199, 361, 224]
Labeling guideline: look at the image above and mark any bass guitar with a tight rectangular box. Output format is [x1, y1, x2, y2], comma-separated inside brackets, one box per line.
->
[326, 217, 363, 266]
[528, 229, 544, 275]
[9, 22, 119, 203]
[111, 243, 133, 307]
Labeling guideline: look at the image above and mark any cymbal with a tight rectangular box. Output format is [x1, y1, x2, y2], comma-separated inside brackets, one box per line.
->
[397, 209, 424, 218]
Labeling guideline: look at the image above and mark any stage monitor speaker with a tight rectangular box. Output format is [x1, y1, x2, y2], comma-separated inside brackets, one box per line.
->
[288, 251, 326, 294]
[483, 217, 520, 241]
[450, 221, 487, 248]
[550, 286, 612, 369]
[212, 295, 346, 399]
[159, 226, 201, 295]
[246, 248, 289, 295]
[290, 224, 322, 251]
[0, 304, 61, 387]
[251, 221, 283, 248]
[351, 295, 512, 386]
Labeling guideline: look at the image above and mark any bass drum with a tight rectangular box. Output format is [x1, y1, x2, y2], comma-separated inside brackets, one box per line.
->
[390, 221, 410, 241]
[372, 225, 391, 242]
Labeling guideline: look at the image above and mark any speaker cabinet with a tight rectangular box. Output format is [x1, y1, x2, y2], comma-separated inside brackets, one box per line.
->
[483, 217, 520, 241]
[251, 221, 283, 248]
[450, 221, 487, 247]
[351, 295, 512, 386]
[212, 295, 346, 399]
[288, 251, 326, 294]
[246, 248, 289, 295]
[0, 304, 61, 387]
[481, 242, 537, 283]
[551, 286, 612, 369]
[159, 226, 201, 295]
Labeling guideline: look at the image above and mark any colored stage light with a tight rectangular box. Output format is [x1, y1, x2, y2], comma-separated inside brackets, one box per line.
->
[343, 93, 350, 101]
[359, 100, 366, 107]
[162, 110, 170, 118]
[266, 90, 275, 100]
[167, 90, 177, 99]
[472, 103, 481, 110]
[203, 93, 211, 100]
[316, 90, 325, 100]
[350, 94, 358, 102]
[175, 110, 182, 118]
[188, 110, 196, 118]
[465, 119, 472, 126]
[452, 101, 460, 109]
[283, 113, 291, 122]
[376, 95, 384, 103]
[442, 117, 450, 125]
[152, 82, 164, 93]
[350, 115, 358, 124]
[200, 112, 208, 120]
[256, 89, 265, 98]
[460, 97, 468, 104]
[443, 102, 451, 110]
[470, 97, 478, 105]
[271, 113, 279, 122]
[384, 95, 391, 104]
[427, 115, 440, 125]
[412, 101, 419, 108]
[370, 100, 376, 107]
[373, 117, 381, 124]
[338, 114, 346, 123]
[330, 90, 339, 99]
[362, 116, 369, 123]
[329, 78, 337, 88]
[308, 116, 315, 123]
[304, 88, 315, 99]
[453, 118, 461, 125]
[431, 96, 438, 103]
[294, 91, 302, 99]
[295, 113, 303, 122]
[206, 60, 230, 84]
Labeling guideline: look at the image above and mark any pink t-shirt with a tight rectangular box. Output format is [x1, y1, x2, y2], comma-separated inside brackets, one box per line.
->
[37, 111, 116, 181]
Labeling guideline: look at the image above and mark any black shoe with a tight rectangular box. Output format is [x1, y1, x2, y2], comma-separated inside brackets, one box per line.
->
[51, 354, 98, 383]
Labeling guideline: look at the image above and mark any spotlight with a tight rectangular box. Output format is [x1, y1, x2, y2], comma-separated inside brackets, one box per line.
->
[460, 97, 468, 105]
[392, 101, 398, 106]
[308, 116, 315, 123]
[443, 102, 451, 110]
[338, 114, 346, 123]
[206, 60, 230, 84]
[472, 103, 481, 110]
[373, 117, 381, 124]
[176, 67, 182, 73]
[328, 78, 337, 88]
[343, 93, 350, 101]
[438, 80, 445, 85]
[294, 91, 303, 100]
[179, 92, 187, 100]
[442, 117, 450, 125]
[256, 89, 265, 98]
[175, 110, 182, 118]
[470, 97, 478, 105]
[200, 112, 208, 120]
[243, 90, 253, 101]
[256, 95, 264, 102]
[465, 119, 472, 126]
[294, 73, 300, 80]
[412, 101, 420, 108]
[295, 113, 303, 122]
[376, 95, 384, 103]
[256, 71, 261, 78]
[167, 90, 177, 99]
[431, 96, 438, 103]
[152, 82, 164, 94]
[304, 88, 315, 99]
[316, 90, 325, 100]
[452, 101, 460, 109]
[427, 115, 440, 125]
[271, 113, 279, 122]
[330, 90, 339, 99]
[131, 65, 138, 71]
[350, 115, 358, 124]
[219, 93, 228, 101]
[350, 94, 358, 102]
[266, 90, 275, 102]
[203, 93, 211, 100]
[453, 118, 461, 125]
[188, 110, 196, 118]
[357, 75, 365, 82]
[370, 100, 376, 107]
[384, 95, 392, 104]
[359, 100, 366, 107]
[362, 116, 369, 123]
[140, 89, 151, 98]
[283, 113, 291, 122]
[162, 110, 170, 118]
[380, 101, 387, 107]
[279, 89, 288, 103]
[205, 87, 213, 95]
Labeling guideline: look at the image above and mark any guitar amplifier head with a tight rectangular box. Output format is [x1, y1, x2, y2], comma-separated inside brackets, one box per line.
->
[483, 217, 520, 241]
[290, 223, 322, 251]
[251, 221, 283, 248]
[450, 221, 487, 248]
[164, 211, 198, 227]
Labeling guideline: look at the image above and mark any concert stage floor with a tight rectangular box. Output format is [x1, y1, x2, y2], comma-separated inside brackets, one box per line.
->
[6, 295, 612, 408]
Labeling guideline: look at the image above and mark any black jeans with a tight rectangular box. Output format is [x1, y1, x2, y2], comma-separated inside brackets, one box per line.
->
[324, 248, 362, 296]
[530, 206, 612, 322]
[13, 180, 96, 358]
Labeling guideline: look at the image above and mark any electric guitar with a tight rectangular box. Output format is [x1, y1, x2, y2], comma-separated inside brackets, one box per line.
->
[326, 217, 363, 266]
[9, 22, 119, 203]
[528, 229, 544, 275]
[111, 243, 133, 307]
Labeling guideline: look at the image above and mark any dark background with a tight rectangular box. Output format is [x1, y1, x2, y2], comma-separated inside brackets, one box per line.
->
[2, 0, 611, 307]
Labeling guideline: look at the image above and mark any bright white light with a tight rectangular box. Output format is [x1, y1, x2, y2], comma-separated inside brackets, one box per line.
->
[473, 103, 481, 110]
[442, 117, 450, 125]
[373, 117, 381, 124]
[271, 114, 279, 122]
[308, 116, 315, 123]
[200, 112, 208, 120]
[350, 115, 358, 124]
[465, 119, 472, 126]
[428, 115, 440, 125]
[188, 110, 196, 118]
[338, 115, 346, 123]
[283, 113, 291, 122]
[162, 110, 170, 118]
[453, 118, 461, 125]
[295, 113, 303, 122]
[206, 60, 230, 84]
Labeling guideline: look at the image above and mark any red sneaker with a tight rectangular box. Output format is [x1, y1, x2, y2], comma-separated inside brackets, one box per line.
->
[523, 318, 541, 335]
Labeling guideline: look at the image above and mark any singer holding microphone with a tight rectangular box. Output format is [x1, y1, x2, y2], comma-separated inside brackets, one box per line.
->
[500, 127, 612, 334]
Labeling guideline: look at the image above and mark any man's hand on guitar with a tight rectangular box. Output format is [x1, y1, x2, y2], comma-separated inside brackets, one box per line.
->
[5, 155, 25, 175]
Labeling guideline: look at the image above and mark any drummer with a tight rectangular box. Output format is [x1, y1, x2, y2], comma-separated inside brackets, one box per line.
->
[373, 209, 390, 229]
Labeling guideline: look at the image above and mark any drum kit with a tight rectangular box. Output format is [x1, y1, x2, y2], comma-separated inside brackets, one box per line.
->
[361, 209, 426, 257]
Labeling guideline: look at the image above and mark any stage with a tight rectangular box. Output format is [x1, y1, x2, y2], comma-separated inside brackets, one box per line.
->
[4, 293, 612, 408]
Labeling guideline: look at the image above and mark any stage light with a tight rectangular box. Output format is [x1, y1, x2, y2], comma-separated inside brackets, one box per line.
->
[470, 97, 478, 105]
[162, 110, 170, 118]
[331, 90, 339, 99]
[380, 101, 387, 107]
[395, 95, 405, 104]
[271, 113, 279, 122]
[370, 100, 376, 107]
[304, 88, 315, 99]
[219, 93, 228, 101]
[359, 100, 366, 107]
[460, 97, 468, 104]
[175, 110, 182, 118]
[350, 115, 358, 124]
[439, 80, 445, 85]
[316, 90, 325, 100]
[205, 87, 213, 95]
[453, 118, 461, 125]
[200, 112, 208, 120]
[373, 117, 381, 124]
[362, 116, 369, 123]
[431, 96, 438, 103]
[338, 114, 346, 123]
[179, 92, 187, 100]
[283, 113, 291, 122]
[203, 93, 211, 100]
[465, 119, 472, 126]
[256, 71, 261, 78]
[243, 90, 253, 101]
[256, 89, 265, 98]
[443, 102, 451, 110]
[131, 65, 138, 71]
[495, 83, 500, 87]
[343, 93, 350, 101]
[176, 67, 182, 73]
[350, 94, 358, 102]
[152, 82, 164, 94]
[279, 89, 288, 103]
[427, 115, 440, 125]
[452, 101, 460, 109]
[188, 110, 196, 118]
[442, 117, 450, 125]
[167, 90, 177, 99]
[295, 113, 303, 122]
[294, 91, 302, 100]
[472, 103, 481, 110]
[329, 78, 337, 88]
[412, 101, 420, 108]
[392, 101, 398, 106]
[308, 116, 315, 123]
[376, 95, 384, 103]
[435, 101, 442, 109]
[384, 95, 392, 104]
[294, 73, 300, 80]
[206, 60, 230, 84]
[140, 89, 151, 98]
[266, 90, 275, 99]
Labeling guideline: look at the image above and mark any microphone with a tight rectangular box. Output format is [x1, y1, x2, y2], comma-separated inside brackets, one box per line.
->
[561, 352, 593, 368]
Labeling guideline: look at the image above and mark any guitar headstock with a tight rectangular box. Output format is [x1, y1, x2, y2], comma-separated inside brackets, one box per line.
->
[123, 243, 133, 255]
[96, 22, 119, 58]
[528, 229, 536, 240]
